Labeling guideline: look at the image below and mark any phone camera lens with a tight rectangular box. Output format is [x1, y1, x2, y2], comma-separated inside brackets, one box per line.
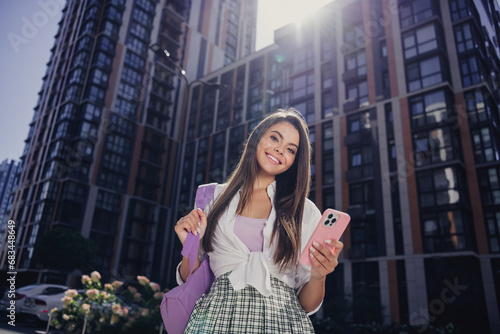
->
[328, 214, 334, 219]
[332, 218, 337, 223]
[324, 219, 331, 226]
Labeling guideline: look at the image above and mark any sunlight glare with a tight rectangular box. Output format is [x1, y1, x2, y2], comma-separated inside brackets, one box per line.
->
[256, 0, 335, 50]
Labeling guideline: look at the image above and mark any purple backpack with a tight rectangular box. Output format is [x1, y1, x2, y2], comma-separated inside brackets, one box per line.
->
[160, 183, 217, 334]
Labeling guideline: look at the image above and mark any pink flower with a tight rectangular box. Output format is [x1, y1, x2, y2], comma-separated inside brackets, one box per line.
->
[63, 314, 70, 321]
[134, 293, 142, 302]
[62, 296, 73, 305]
[149, 282, 160, 291]
[127, 286, 137, 294]
[104, 283, 113, 292]
[137, 275, 150, 286]
[81, 275, 91, 285]
[100, 291, 109, 299]
[111, 303, 122, 315]
[154, 292, 165, 300]
[85, 288, 99, 300]
[90, 271, 101, 282]
[112, 280, 123, 289]
[64, 289, 78, 298]
[81, 303, 90, 314]
[121, 307, 129, 316]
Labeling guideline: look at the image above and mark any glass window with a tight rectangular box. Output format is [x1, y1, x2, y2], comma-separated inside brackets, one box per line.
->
[345, 50, 366, 76]
[413, 127, 460, 167]
[465, 89, 497, 125]
[406, 56, 443, 92]
[348, 146, 373, 177]
[460, 55, 484, 87]
[472, 127, 500, 163]
[292, 73, 314, 100]
[479, 167, 500, 207]
[454, 23, 475, 53]
[349, 181, 375, 216]
[294, 100, 315, 124]
[347, 111, 371, 133]
[417, 167, 463, 208]
[399, 0, 434, 29]
[421, 210, 472, 252]
[403, 23, 438, 59]
[409, 89, 449, 128]
[346, 81, 368, 107]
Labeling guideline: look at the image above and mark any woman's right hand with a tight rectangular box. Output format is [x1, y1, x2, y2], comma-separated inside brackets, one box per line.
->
[174, 208, 208, 245]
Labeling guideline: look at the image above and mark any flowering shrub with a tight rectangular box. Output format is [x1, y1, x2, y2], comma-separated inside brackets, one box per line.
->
[50, 271, 165, 333]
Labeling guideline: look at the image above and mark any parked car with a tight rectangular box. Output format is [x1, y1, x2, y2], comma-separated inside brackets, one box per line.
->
[20, 289, 83, 324]
[0, 284, 68, 323]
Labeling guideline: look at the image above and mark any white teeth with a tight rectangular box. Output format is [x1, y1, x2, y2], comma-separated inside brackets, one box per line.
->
[267, 154, 280, 164]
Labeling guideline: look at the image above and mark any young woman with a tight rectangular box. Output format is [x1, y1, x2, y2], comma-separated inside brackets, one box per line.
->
[174, 108, 343, 333]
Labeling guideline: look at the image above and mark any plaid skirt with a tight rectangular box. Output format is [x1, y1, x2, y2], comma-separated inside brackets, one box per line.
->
[184, 272, 315, 333]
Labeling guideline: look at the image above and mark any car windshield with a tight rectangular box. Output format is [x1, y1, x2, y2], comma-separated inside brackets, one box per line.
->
[18, 285, 39, 291]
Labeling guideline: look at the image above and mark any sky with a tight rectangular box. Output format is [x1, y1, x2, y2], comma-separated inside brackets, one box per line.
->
[0, 0, 333, 163]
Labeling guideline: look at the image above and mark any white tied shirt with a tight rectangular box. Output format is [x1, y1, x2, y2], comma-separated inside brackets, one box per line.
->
[177, 181, 323, 314]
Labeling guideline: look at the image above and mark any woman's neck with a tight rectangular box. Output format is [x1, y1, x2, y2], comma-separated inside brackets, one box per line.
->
[253, 174, 275, 192]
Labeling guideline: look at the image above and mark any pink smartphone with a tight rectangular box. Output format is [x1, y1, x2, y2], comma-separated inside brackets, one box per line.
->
[298, 209, 351, 266]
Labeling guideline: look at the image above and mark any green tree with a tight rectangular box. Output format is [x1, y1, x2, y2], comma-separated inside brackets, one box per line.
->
[33, 227, 97, 273]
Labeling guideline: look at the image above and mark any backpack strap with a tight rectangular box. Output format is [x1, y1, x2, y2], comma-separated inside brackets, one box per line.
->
[180, 183, 218, 274]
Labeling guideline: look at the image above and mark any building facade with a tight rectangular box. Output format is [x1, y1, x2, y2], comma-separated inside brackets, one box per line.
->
[0, 0, 257, 286]
[0, 160, 20, 245]
[176, 0, 500, 332]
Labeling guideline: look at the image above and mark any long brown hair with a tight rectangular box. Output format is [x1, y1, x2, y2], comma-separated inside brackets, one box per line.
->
[202, 108, 312, 271]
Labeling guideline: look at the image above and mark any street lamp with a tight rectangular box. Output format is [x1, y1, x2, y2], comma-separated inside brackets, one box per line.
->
[148, 43, 226, 288]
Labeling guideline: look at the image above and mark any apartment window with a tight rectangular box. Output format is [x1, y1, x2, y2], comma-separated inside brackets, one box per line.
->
[346, 81, 368, 108]
[102, 21, 120, 39]
[417, 167, 464, 207]
[94, 52, 112, 69]
[322, 63, 334, 90]
[210, 132, 226, 183]
[98, 35, 115, 54]
[472, 127, 499, 163]
[322, 93, 334, 119]
[460, 55, 484, 87]
[413, 127, 460, 167]
[421, 210, 472, 252]
[64, 85, 81, 102]
[292, 73, 314, 100]
[409, 89, 449, 129]
[321, 38, 333, 61]
[349, 146, 373, 177]
[465, 89, 495, 124]
[121, 66, 142, 86]
[406, 56, 443, 92]
[216, 99, 230, 131]
[399, 0, 434, 29]
[322, 121, 334, 153]
[402, 23, 438, 59]
[380, 41, 387, 58]
[73, 51, 89, 68]
[479, 167, 500, 206]
[346, 50, 366, 76]
[310, 126, 316, 188]
[323, 188, 335, 211]
[295, 100, 315, 124]
[294, 46, 314, 72]
[388, 139, 397, 171]
[106, 134, 132, 155]
[485, 212, 500, 252]
[124, 51, 146, 71]
[118, 82, 139, 101]
[454, 23, 475, 53]
[344, 23, 365, 49]
[347, 111, 371, 133]
[91, 68, 109, 87]
[126, 35, 147, 55]
[350, 181, 375, 215]
[132, 7, 152, 24]
[104, 5, 122, 22]
[450, 0, 472, 21]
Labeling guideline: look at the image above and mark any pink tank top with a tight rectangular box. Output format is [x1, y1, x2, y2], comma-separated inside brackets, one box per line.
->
[234, 215, 266, 252]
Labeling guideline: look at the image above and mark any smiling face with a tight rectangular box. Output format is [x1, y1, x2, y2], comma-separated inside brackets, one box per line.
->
[255, 121, 300, 180]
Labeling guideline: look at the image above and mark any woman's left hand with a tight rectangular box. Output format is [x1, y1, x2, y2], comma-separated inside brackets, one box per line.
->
[309, 240, 344, 280]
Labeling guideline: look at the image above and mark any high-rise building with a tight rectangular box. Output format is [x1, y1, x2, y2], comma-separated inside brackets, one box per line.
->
[0, 0, 257, 286]
[176, 0, 500, 332]
[0, 160, 20, 245]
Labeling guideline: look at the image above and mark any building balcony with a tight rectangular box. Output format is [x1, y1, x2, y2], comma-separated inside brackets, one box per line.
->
[344, 130, 372, 146]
